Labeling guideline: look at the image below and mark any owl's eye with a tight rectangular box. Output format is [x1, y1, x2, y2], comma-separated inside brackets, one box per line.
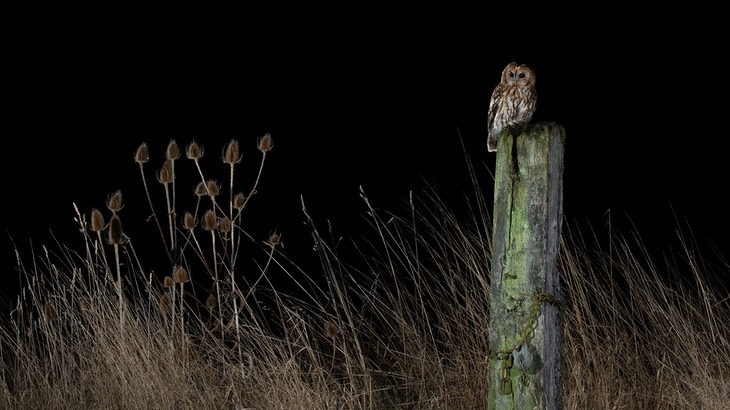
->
[509, 72, 515, 78]
[518, 73, 526, 79]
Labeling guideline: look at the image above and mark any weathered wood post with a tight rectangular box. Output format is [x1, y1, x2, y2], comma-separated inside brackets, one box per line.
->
[487, 122, 565, 409]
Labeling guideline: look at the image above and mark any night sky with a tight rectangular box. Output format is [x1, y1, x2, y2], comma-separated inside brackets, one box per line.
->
[3, 12, 728, 302]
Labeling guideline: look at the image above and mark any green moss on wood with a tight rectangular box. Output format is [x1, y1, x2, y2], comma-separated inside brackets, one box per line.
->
[488, 122, 565, 409]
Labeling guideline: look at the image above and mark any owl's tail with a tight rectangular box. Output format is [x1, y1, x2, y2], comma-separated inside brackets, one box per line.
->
[487, 133, 498, 152]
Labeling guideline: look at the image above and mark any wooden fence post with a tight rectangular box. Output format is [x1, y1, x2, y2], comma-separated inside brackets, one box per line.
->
[487, 122, 565, 409]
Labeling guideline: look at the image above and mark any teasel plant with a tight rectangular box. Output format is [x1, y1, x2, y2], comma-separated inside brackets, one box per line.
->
[130, 135, 274, 348]
[89, 207, 110, 294]
[106, 190, 125, 332]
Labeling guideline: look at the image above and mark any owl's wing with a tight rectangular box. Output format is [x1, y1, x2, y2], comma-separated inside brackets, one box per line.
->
[487, 86, 505, 152]
[486, 87, 503, 128]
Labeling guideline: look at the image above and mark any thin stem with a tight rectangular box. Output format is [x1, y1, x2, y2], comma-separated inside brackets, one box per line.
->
[179, 281, 185, 341]
[240, 152, 268, 211]
[228, 161, 244, 376]
[138, 162, 171, 261]
[193, 159, 207, 195]
[229, 163, 236, 270]
[163, 182, 175, 255]
[114, 242, 123, 333]
[170, 159, 177, 254]
[171, 282, 176, 336]
[210, 230, 223, 340]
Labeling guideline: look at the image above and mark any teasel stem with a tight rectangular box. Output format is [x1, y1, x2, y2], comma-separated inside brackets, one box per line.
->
[157, 159, 176, 255]
[135, 143, 171, 262]
[238, 133, 272, 215]
[228, 160, 244, 373]
[224, 139, 246, 377]
[89, 208, 112, 287]
[186, 140, 209, 197]
[108, 213, 124, 332]
[223, 143, 243, 362]
[172, 265, 189, 340]
[205, 180, 221, 218]
[202, 209, 223, 339]
[166, 140, 180, 257]
[223, 140, 239, 272]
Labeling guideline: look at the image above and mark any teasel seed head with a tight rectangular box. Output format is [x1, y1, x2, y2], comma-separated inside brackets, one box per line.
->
[194, 181, 207, 197]
[218, 218, 232, 234]
[134, 142, 149, 164]
[106, 190, 123, 214]
[205, 180, 220, 197]
[324, 321, 338, 338]
[223, 139, 241, 165]
[166, 139, 180, 160]
[157, 159, 174, 184]
[108, 214, 123, 245]
[185, 140, 203, 160]
[205, 293, 216, 310]
[202, 210, 218, 231]
[257, 132, 273, 153]
[90, 208, 105, 232]
[173, 265, 189, 283]
[267, 232, 281, 248]
[182, 211, 197, 230]
[163, 276, 174, 288]
[233, 192, 246, 211]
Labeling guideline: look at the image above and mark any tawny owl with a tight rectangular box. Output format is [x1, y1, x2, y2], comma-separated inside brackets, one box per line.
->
[487, 62, 537, 152]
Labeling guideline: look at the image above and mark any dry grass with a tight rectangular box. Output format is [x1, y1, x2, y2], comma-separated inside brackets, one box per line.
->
[1, 138, 728, 409]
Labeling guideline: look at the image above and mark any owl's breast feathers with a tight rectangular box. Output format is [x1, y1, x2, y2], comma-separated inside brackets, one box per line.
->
[487, 84, 536, 152]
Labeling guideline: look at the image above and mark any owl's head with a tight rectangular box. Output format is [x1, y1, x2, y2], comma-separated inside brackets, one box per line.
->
[501, 62, 536, 87]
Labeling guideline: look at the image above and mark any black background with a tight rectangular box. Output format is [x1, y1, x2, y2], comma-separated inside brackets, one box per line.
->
[3, 9, 728, 302]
